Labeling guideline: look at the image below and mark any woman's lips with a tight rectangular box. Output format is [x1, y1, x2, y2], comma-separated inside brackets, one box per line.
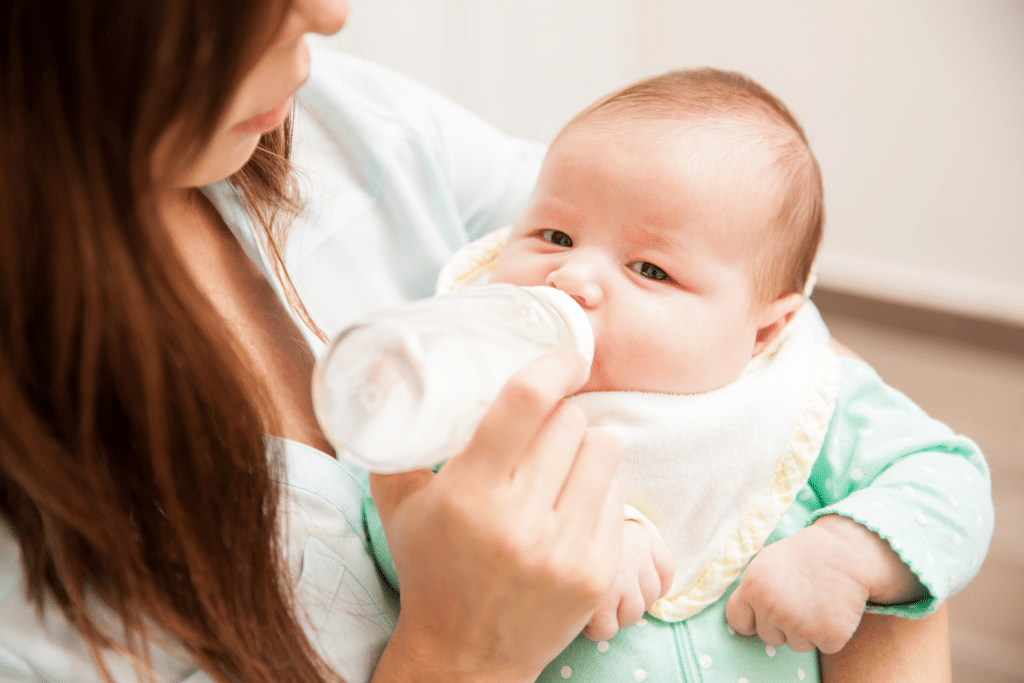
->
[234, 97, 293, 135]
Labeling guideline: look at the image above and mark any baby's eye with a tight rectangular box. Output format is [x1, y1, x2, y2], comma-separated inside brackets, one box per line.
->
[540, 229, 573, 248]
[630, 261, 670, 281]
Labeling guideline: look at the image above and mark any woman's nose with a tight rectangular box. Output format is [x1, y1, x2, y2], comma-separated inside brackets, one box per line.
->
[546, 256, 605, 309]
[293, 0, 349, 37]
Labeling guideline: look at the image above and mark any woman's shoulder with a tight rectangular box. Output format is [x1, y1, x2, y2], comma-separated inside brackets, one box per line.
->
[302, 38, 456, 130]
[299, 39, 545, 164]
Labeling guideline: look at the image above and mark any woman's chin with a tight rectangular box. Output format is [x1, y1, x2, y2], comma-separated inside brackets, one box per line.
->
[180, 135, 263, 188]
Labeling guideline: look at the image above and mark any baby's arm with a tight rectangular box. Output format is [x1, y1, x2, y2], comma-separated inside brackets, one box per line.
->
[583, 514, 675, 641]
[729, 356, 992, 656]
[725, 514, 926, 653]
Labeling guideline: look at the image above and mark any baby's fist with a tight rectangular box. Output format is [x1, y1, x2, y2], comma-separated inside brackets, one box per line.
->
[725, 523, 870, 654]
[583, 520, 674, 641]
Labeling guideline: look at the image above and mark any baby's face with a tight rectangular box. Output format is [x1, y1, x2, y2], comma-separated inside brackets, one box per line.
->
[490, 121, 778, 395]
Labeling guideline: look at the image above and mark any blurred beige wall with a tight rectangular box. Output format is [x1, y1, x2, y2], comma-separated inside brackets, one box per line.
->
[327, 0, 1024, 326]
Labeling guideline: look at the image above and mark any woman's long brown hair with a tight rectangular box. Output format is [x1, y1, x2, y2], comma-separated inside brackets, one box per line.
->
[1, 2, 338, 682]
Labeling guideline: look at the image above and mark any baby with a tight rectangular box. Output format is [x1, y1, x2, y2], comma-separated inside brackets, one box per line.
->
[365, 69, 992, 682]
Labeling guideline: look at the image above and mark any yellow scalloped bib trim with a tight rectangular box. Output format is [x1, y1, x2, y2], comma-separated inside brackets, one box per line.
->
[436, 227, 512, 295]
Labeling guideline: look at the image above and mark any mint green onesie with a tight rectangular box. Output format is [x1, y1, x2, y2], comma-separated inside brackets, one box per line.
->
[364, 356, 993, 683]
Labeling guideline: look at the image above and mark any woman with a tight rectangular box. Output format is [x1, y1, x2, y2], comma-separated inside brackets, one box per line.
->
[0, 1, 951, 682]
[1, 1, 621, 681]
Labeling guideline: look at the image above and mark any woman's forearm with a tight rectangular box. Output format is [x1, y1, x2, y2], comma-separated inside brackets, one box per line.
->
[819, 605, 952, 683]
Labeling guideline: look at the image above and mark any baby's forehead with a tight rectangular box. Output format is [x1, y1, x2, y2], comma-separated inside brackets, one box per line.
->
[614, 118, 787, 212]
[560, 110, 790, 193]
[553, 121, 777, 246]
[606, 110, 786, 157]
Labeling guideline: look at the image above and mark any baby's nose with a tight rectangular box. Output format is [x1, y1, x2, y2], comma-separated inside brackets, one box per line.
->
[546, 259, 604, 309]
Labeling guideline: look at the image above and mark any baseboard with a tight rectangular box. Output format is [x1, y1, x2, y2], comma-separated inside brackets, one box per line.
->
[815, 250, 1024, 328]
[812, 287, 1024, 357]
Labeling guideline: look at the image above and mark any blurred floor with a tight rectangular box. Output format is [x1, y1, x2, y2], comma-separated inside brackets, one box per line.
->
[814, 289, 1024, 683]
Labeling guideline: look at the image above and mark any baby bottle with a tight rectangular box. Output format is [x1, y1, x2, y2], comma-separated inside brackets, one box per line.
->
[312, 283, 594, 473]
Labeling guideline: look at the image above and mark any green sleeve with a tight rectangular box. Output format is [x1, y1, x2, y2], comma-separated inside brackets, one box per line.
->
[807, 358, 993, 617]
[362, 494, 401, 593]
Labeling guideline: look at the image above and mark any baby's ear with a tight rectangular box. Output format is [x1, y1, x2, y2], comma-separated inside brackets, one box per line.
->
[752, 292, 804, 356]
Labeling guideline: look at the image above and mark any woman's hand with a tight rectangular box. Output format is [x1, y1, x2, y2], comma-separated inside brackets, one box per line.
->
[370, 350, 624, 683]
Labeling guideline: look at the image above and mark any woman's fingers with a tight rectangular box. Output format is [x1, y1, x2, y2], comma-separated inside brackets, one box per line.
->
[454, 349, 589, 480]
[556, 427, 622, 538]
[510, 400, 589, 504]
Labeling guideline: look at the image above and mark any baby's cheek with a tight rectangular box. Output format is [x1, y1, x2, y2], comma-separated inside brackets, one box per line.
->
[582, 339, 655, 393]
[488, 255, 532, 287]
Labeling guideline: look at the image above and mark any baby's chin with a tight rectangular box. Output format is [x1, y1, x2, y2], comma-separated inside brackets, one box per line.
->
[580, 360, 739, 396]
[576, 363, 639, 395]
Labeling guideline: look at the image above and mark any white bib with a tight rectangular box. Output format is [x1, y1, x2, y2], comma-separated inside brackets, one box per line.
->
[570, 304, 841, 620]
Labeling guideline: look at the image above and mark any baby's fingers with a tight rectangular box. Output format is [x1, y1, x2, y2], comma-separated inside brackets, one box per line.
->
[724, 587, 757, 637]
[583, 592, 621, 642]
[725, 594, 787, 647]
[649, 528, 675, 601]
[786, 634, 817, 654]
[617, 587, 646, 630]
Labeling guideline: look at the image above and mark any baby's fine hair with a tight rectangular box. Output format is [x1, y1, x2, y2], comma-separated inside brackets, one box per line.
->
[559, 68, 824, 303]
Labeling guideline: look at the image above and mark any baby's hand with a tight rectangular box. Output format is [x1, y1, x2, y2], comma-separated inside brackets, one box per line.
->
[725, 515, 925, 654]
[583, 519, 674, 641]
